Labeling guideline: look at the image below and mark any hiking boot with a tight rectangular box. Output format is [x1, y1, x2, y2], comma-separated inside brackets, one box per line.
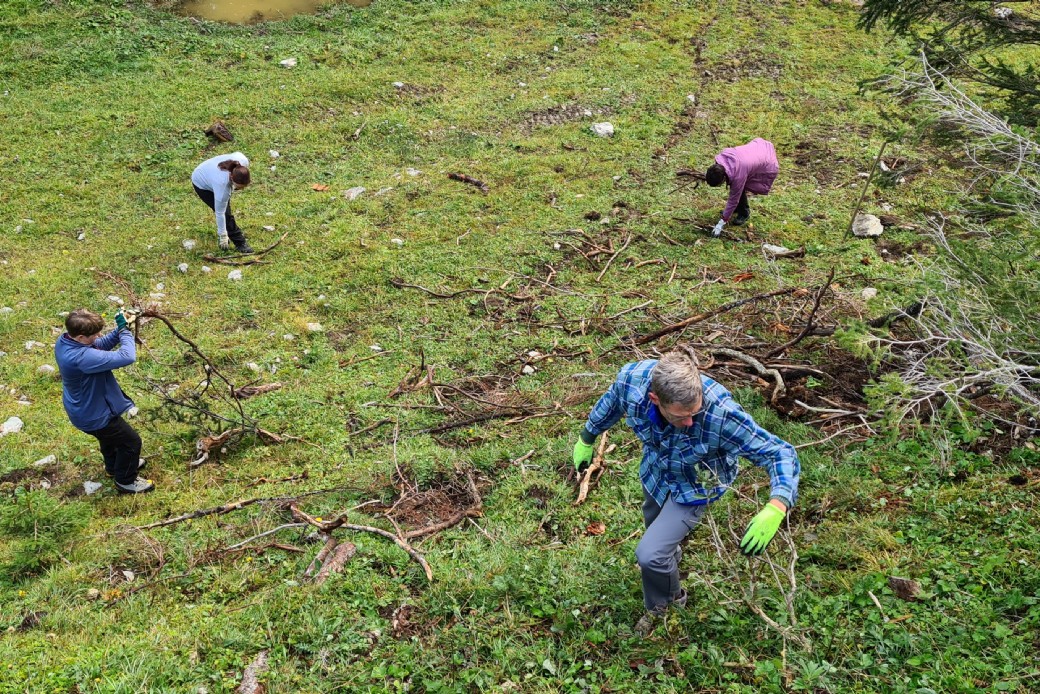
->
[731, 211, 750, 227]
[673, 588, 688, 609]
[234, 240, 255, 254]
[106, 459, 146, 478]
[634, 609, 663, 637]
[115, 477, 155, 494]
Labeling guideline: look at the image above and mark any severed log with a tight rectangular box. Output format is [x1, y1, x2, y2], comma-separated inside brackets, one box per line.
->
[237, 651, 268, 694]
[234, 383, 283, 400]
[303, 537, 338, 578]
[632, 287, 799, 345]
[313, 542, 357, 586]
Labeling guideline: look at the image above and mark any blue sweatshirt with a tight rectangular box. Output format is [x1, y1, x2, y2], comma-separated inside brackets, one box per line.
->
[191, 151, 249, 239]
[54, 330, 136, 432]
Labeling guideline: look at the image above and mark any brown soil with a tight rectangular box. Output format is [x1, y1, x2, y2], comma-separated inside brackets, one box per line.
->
[876, 237, 931, 262]
[703, 51, 783, 82]
[373, 473, 481, 529]
[523, 103, 612, 131]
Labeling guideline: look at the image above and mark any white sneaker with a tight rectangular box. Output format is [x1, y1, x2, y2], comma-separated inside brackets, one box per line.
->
[115, 477, 155, 494]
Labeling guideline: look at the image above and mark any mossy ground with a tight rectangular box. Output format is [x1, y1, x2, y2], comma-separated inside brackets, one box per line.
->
[1, 0, 1038, 691]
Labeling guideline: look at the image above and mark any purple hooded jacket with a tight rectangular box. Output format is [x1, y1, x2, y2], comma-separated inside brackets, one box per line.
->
[715, 138, 779, 221]
[54, 329, 136, 432]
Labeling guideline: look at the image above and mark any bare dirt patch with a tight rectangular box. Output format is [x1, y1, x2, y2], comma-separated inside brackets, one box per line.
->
[702, 51, 783, 82]
[522, 103, 612, 132]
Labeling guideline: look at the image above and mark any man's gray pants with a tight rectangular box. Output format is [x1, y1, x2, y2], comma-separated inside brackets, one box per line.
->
[635, 490, 706, 612]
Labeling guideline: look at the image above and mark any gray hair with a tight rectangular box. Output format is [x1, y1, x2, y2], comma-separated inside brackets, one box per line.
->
[650, 345, 703, 406]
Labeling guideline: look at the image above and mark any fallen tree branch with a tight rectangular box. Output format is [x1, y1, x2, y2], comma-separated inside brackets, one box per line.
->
[204, 230, 290, 265]
[401, 471, 483, 539]
[313, 542, 357, 586]
[574, 435, 615, 506]
[133, 486, 357, 530]
[303, 536, 338, 578]
[710, 348, 787, 404]
[233, 383, 283, 400]
[596, 232, 633, 282]
[632, 287, 799, 345]
[448, 172, 489, 193]
[760, 267, 835, 360]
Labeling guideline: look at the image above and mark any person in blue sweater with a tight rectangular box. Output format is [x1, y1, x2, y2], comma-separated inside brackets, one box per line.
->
[191, 152, 253, 253]
[54, 309, 154, 494]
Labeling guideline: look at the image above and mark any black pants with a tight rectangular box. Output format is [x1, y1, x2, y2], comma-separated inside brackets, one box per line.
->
[733, 191, 751, 223]
[85, 415, 142, 485]
[192, 184, 247, 246]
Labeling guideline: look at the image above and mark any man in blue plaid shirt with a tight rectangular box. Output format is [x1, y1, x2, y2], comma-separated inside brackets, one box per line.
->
[573, 345, 799, 634]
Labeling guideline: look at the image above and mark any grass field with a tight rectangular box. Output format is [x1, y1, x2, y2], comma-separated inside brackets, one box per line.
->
[1, 0, 1039, 691]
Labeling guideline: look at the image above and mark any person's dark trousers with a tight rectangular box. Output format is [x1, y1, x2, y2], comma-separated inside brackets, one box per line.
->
[85, 415, 142, 485]
[192, 184, 248, 247]
[732, 191, 751, 225]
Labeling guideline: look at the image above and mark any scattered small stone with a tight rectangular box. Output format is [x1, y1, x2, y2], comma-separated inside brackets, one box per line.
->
[182, 239, 196, 250]
[306, 323, 324, 333]
[762, 243, 804, 259]
[280, 58, 298, 68]
[270, 165, 277, 171]
[852, 213, 884, 238]
[33, 455, 56, 467]
[1, 416, 24, 436]
[552, 242, 561, 250]
[37, 364, 56, 376]
[25, 341, 45, 350]
[369, 344, 383, 352]
[83, 481, 102, 495]
[390, 238, 404, 246]
[201, 266, 212, 273]
[228, 270, 243, 281]
[247, 362, 261, 373]
[0, 306, 12, 315]
[527, 350, 541, 358]
[283, 334, 296, 341]
[521, 364, 536, 375]
[405, 168, 422, 177]
[106, 295, 124, 305]
[39, 480, 51, 489]
[77, 233, 86, 241]
[392, 81, 405, 88]
[590, 122, 615, 138]
[686, 94, 696, 104]
[375, 187, 394, 196]
[122, 570, 135, 582]
[269, 150, 280, 159]
[85, 589, 101, 601]
[344, 186, 366, 201]
[149, 293, 165, 300]
[861, 287, 878, 300]
[994, 6, 1013, 20]
[178, 263, 189, 273]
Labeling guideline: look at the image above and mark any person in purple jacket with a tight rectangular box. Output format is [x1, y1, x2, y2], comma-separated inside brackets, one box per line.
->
[705, 138, 779, 237]
[54, 309, 154, 494]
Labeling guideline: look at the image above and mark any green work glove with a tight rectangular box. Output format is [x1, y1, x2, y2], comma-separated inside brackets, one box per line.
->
[739, 503, 786, 556]
[114, 310, 128, 332]
[573, 438, 595, 473]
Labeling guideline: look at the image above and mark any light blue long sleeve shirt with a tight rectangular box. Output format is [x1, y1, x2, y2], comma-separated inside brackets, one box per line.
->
[191, 151, 249, 238]
[54, 330, 136, 432]
[583, 360, 799, 507]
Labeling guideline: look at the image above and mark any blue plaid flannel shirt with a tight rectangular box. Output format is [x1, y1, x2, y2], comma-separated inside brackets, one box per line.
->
[583, 360, 799, 507]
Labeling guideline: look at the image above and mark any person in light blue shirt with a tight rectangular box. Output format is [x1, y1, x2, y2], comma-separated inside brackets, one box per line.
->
[191, 152, 253, 253]
[54, 309, 153, 494]
[572, 345, 799, 633]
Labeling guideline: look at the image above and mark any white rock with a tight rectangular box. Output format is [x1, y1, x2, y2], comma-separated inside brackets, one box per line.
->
[686, 94, 696, 104]
[149, 293, 165, 300]
[269, 150, 280, 159]
[247, 362, 261, 373]
[518, 81, 527, 87]
[994, 6, 1013, 20]
[591, 122, 615, 138]
[306, 322, 324, 333]
[344, 186, 366, 201]
[178, 263, 189, 273]
[280, 58, 298, 68]
[106, 295, 124, 305]
[14, 225, 22, 233]
[201, 266, 212, 273]
[228, 270, 243, 281]
[182, 239, 196, 250]
[0, 306, 12, 315]
[527, 350, 541, 358]
[86, 588, 101, 600]
[405, 168, 422, 177]
[375, 187, 394, 196]
[155, 282, 164, 291]
[861, 287, 878, 300]
[263, 225, 275, 231]
[77, 233, 86, 241]
[852, 213, 884, 237]
[0, 351, 7, 358]
[36, 364, 56, 376]
[762, 243, 793, 258]
[390, 238, 404, 246]
[521, 365, 536, 375]
[317, 294, 327, 301]
[33, 454, 56, 467]
[83, 481, 102, 495]
[283, 334, 296, 341]
[122, 570, 135, 582]
[392, 81, 405, 88]
[553, 242, 561, 250]
[39, 479, 51, 489]
[369, 344, 383, 352]
[25, 341, 45, 350]
[270, 165, 277, 172]
[1, 416, 24, 436]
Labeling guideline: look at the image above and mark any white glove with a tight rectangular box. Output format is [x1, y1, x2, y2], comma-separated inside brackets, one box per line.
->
[218, 234, 230, 250]
[126, 406, 139, 418]
[712, 219, 725, 237]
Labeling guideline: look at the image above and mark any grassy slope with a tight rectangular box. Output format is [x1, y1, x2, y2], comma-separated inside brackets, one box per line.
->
[1, 0, 1038, 691]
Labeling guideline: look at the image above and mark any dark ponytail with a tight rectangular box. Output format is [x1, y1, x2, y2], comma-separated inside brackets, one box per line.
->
[218, 159, 251, 186]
